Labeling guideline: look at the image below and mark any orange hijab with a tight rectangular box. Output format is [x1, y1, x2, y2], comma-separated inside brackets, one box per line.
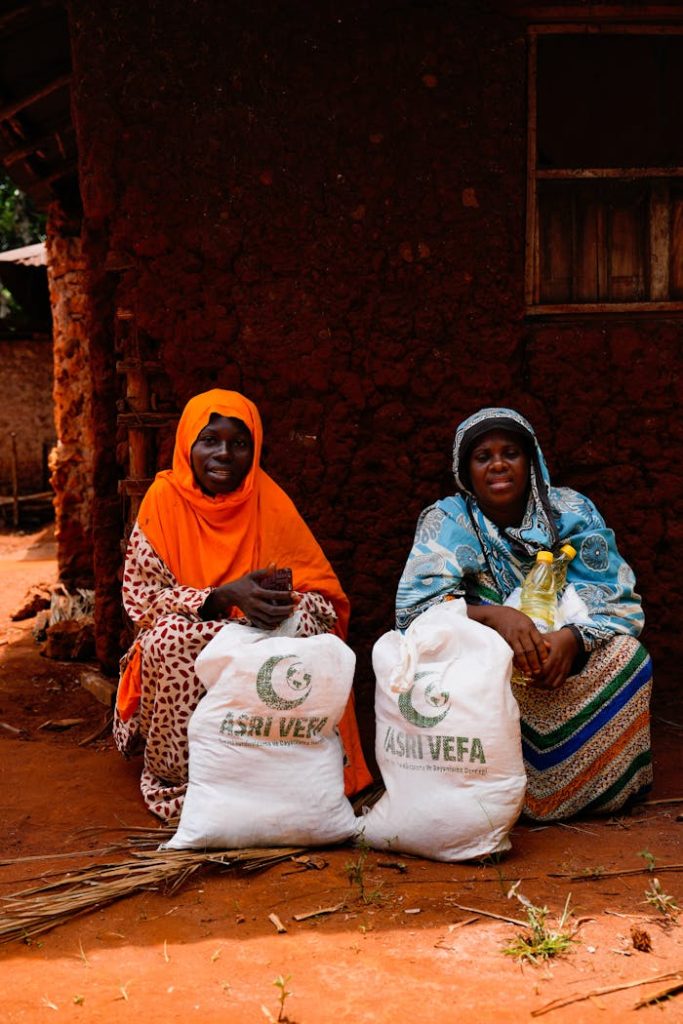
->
[137, 390, 349, 635]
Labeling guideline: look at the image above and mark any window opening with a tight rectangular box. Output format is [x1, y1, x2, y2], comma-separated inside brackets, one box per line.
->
[526, 27, 683, 312]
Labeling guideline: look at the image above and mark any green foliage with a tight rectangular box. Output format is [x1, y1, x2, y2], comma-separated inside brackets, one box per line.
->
[0, 172, 46, 251]
[503, 884, 576, 965]
[345, 839, 369, 902]
[644, 877, 680, 920]
[0, 173, 47, 328]
[344, 833, 383, 906]
[262, 975, 293, 1023]
[273, 975, 292, 1022]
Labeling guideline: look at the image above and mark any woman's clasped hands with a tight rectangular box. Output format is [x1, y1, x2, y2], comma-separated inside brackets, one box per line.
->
[200, 567, 299, 630]
[468, 605, 579, 690]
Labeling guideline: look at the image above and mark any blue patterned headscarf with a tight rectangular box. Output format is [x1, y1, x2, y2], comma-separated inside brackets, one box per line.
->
[396, 407, 644, 649]
[452, 407, 559, 553]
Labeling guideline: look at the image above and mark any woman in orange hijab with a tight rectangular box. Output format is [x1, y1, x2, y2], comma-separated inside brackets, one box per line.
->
[113, 390, 372, 820]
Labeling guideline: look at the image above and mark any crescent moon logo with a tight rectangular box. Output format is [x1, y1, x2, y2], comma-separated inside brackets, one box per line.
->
[256, 654, 312, 710]
[397, 672, 450, 729]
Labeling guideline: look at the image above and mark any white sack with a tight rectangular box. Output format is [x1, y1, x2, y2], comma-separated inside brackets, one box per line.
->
[361, 600, 526, 862]
[165, 623, 357, 850]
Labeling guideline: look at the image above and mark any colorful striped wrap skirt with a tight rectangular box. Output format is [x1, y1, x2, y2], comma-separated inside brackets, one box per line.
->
[514, 635, 653, 821]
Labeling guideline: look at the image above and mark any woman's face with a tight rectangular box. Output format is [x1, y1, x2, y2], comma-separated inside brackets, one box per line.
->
[190, 414, 254, 495]
[467, 428, 530, 526]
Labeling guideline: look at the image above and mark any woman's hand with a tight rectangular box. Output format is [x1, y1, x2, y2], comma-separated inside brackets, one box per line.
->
[200, 568, 297, 629]
[533, 628, 580, 690]
[466, 604, 548, 678]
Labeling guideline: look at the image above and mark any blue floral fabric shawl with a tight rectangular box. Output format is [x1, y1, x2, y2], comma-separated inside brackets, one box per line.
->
[396, 408, 644, 651]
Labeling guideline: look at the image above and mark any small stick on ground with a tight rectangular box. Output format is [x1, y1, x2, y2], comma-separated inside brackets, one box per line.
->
[78, 713, 114, 747]
[531, 970, 683, 1017]
[447, 916, 480, 930]
[447, 902, 527, 927]
[292, 902, 345, 922]
[434, 917, 481, 947]
[634, 980, 683, 1009]
[268, 913, 287, 934]
[549, 864, 683, 881]
[604, 909, 649, 920]
[0, 721, 22, 735]
[376, 860, 408, 873]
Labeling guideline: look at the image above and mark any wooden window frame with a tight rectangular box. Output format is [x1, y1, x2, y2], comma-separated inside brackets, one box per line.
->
[525, 23, 683, 315]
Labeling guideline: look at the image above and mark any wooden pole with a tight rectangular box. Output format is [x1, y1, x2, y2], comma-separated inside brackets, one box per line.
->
[10, 432, 19, 528]
[0, 72, 71, 124]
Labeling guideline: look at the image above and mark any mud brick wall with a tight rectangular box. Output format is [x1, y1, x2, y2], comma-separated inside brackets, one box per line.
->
[0, 334, 54, 497]
[520, 319, 681, 685]
[67, 0, 680, 710]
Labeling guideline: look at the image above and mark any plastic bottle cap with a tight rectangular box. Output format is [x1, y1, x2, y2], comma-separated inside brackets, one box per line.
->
[560, 544, 577, 559]
[536, 551, 553, 563]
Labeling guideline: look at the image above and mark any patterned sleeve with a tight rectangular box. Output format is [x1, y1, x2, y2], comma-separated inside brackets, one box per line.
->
[558, 491, 645, 652]
[122, 522, 212, 628]
[395, 499, 487, 631]
[275, 591, 338, 637]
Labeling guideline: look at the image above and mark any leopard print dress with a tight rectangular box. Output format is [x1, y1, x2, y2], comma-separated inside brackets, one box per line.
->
[113, 522, 338, 822]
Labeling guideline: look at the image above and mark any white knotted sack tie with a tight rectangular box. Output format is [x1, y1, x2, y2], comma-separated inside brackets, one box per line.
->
[388, 609, 461, 694]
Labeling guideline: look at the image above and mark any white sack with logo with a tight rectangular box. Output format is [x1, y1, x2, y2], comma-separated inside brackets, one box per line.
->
[165, 622, 358, 850]
[361, 599, 526, 862]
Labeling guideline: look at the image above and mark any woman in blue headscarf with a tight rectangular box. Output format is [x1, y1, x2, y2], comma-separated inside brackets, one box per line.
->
[396, 408, 652, 821]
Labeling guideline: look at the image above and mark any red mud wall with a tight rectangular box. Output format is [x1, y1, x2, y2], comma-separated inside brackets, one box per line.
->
[0, 334, 54, 497]
[67, 1, 680, 709]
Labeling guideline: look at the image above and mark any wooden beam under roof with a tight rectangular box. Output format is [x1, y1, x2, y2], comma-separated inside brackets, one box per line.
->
[0, 71, 70, 124]
[0, 0, 60, 35]
[499, 4, 683, 21]
[3, 120, 72, 166]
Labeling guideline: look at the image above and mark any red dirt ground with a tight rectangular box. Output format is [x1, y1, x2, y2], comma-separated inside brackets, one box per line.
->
[1, 525, 682, 1024]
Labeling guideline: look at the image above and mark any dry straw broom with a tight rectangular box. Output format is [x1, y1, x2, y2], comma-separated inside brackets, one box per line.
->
[0, 829, 306, 945]
[0, 787, 382, 945]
